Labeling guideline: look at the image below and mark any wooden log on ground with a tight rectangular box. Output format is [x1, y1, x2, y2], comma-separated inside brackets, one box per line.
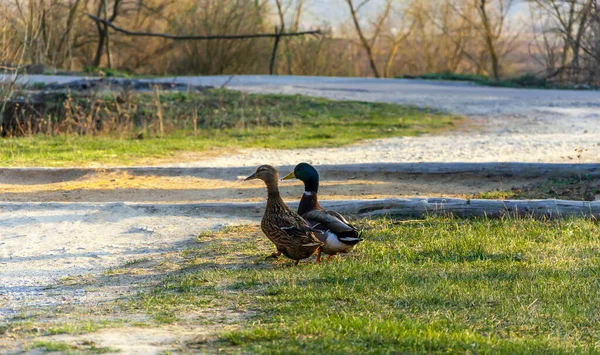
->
[2, 198, 597, 219]
[326, 198, 600, 219]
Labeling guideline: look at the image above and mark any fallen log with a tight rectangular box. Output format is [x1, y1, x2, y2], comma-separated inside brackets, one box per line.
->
[323, 198, 600, 219]
[132, 198, 600, 219]
[2, 198, 597, 219]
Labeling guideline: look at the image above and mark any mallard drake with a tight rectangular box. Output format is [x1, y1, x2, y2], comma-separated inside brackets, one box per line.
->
[282, 162, 363, 262]
[245, 165, 323, 265]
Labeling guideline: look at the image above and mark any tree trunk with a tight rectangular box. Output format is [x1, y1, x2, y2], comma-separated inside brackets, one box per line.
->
[384, 43, 400, 78]
[571, 1, 592, 81]
[346, 0, 381, 78]
[269, 26, 283, 75]
[55, 0, 82, 67]
[477, 0, 500, 80]
[93, 1, 106, 67]
[103, 0, 112, 69]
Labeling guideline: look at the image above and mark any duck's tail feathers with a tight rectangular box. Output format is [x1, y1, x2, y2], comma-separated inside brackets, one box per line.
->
[337, 230, 363, 245]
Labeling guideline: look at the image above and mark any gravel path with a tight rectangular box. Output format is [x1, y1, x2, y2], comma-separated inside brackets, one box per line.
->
[219, 77, 600, 165]
[8, 74, 600, 165]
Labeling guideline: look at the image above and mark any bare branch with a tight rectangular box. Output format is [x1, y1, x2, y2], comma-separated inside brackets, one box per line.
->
[557, 27, 600, 62]
[87, 14, 321, 40]
[369, 0, 392, 48]
[355, 0, 372, 13]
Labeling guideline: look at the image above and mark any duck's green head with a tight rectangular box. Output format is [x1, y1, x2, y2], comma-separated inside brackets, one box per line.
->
[282, 162, 319, 192]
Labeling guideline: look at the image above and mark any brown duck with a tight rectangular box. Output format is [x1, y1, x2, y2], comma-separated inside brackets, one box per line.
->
[245, 165, 323, 265]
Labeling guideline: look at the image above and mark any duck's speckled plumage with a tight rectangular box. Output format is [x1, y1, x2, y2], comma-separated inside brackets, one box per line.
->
[245, 165, 322, 264]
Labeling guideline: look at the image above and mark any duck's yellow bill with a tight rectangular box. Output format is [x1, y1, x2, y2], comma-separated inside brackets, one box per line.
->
[281, 171, 296, 180]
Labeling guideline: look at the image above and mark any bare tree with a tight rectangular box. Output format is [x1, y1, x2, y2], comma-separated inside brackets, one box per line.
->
[92, 0, 121, 67]
[382, 4, 417, 77]
[473, 0, 514, 80]
[529, 0, 594, 82]
[345, 0, 392, 77]
[271, 0, 305, 74]
[528, 3, 561, 73]
[441, 0, 516, 79]
[270, 0, 286, 74]
[53, 0, 85, 68]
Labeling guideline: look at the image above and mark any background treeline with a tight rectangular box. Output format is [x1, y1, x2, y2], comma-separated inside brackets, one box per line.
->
[0, 0, 598, 85]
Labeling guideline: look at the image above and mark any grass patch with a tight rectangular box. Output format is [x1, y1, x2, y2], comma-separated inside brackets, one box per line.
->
[401, 72, 598, 90]
[32, 341, 75, 352]
[33, 340, 116, 354]
[44, 322, 103, 336]
[125, 217, 600, 353]
[475, 175, 600, 201]
[0, 89, 458, 166]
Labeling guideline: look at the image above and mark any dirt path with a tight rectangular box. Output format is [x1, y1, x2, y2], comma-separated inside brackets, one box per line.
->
[0, 169, 537, 203]
[0, 202, 256, 321]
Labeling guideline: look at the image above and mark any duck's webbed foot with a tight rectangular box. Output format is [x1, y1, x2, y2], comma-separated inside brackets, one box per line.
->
[326, 255, 334, 261]
[315, 249, 322, 263]
[266, 251, 282, 259]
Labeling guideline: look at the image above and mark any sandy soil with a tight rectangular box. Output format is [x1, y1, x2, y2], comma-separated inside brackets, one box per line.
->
[0, 202, 256, 317]
[0, 170, 536, 203]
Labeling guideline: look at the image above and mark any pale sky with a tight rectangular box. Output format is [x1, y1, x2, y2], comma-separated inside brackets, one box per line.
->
[302, 0, 528, 27]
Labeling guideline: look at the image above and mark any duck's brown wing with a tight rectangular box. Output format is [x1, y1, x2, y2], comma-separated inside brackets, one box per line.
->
[263, 210, 322, 247]
[276, 211, 322, 242]
[279, 225, 322, 246]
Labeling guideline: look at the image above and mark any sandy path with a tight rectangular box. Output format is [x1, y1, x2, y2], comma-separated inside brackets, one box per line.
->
[0, 169, 537, 203]
[0, 202, 257, 322]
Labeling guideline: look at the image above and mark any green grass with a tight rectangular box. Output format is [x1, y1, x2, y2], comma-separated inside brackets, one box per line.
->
[33, 340, 116, 354]
[400, 72, 595, 90]
[32, 341, 75, 352]
[0, 89, 458, 166]
[127, 218, 600, 354]
[44, 321, 104, 335]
